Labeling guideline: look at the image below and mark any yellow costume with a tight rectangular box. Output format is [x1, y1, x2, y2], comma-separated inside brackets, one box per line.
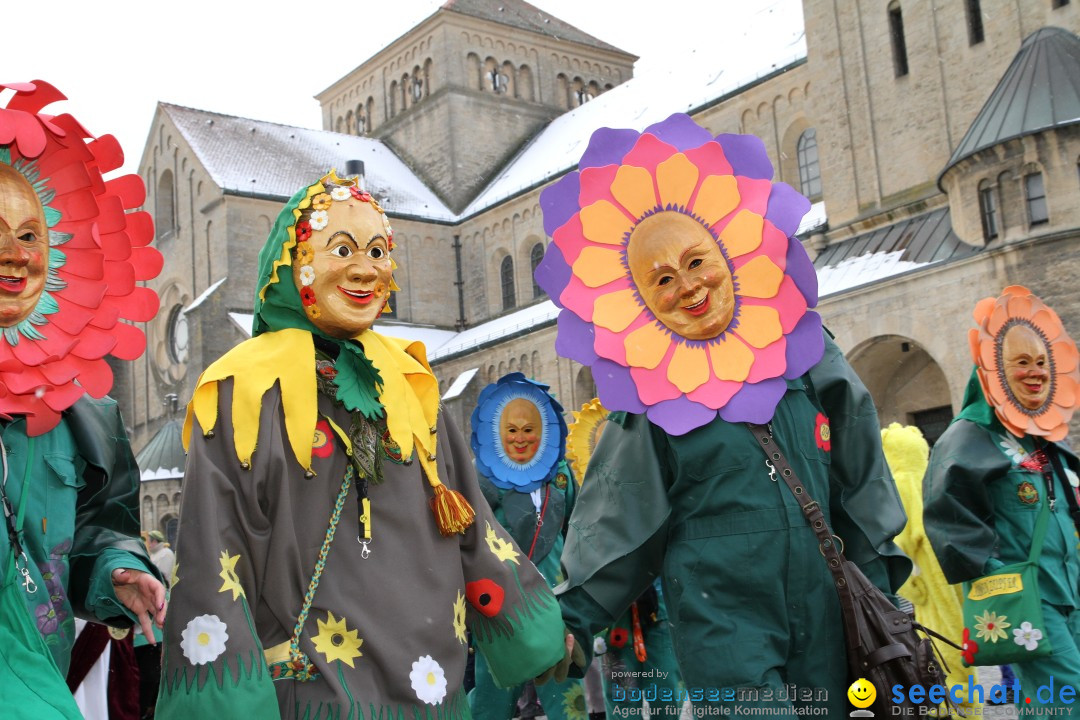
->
[881, 423, 977, 706]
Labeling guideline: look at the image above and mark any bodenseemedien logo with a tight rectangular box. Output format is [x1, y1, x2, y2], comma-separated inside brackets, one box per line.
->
[848, 678, 876, 717]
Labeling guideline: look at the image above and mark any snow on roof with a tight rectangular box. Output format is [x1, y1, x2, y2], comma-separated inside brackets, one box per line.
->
[429, 301, 559, 361]
[372, 322, 459, 352]
[461, 0, 807, 216]
[229, 312, 254, 336]
[442, 367, 479, 400]
[797, 201, 827, 236]
[184, 277, 227, 313]
[163, 104, 456, 221]
[141, 467, 184, 482]
[816, 250, 928, 297]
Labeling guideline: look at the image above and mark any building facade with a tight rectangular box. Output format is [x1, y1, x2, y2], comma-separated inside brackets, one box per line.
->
[125, 0, 1080, 532]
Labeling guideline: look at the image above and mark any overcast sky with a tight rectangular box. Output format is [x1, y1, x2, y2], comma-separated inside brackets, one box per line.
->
[6, 0, 802, 176]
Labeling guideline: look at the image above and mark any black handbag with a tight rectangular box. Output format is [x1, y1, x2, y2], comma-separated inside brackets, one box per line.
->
[747, 423, 960, 713]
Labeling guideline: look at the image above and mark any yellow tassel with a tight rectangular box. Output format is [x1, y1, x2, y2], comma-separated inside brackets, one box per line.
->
[429, 484, 476, 536]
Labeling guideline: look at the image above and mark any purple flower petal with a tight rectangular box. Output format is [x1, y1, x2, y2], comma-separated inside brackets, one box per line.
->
[593, 360, 646, 414]
[715, 134, 773, 180]
[535, 242, 572, 307]
[643, 113, 713, 152]
[765, 182, 811, 238]
[579, 127, 641, 170]
[783, 313, 825, 379]
[786, 239, 819, 307]
[646, 397, 718, 436]
[717, 378, 788, 424]
[540, 172, 581, 237]
[555, 312, 598, 366]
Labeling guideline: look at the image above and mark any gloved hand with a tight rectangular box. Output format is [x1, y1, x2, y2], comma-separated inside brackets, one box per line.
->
[535, 632, 586, 685]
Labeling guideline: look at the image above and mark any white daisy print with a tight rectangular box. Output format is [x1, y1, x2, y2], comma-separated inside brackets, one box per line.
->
[410, 655, 447, 705]
[299, 265, 316, 287]
[310, 210, 329, 231]
[1013, 621, 1043, 651]
[330, 186, 352, 202]
[997, 435, 1026, 464]
[181, 614, 228, 665]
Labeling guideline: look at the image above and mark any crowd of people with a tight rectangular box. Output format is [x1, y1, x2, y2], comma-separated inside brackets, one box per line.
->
[1, 83, 1078, 720]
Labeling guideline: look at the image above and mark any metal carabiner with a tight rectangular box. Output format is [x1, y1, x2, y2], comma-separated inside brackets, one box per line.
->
[765, 458, 778, 483]
[16, 552, 37, 594]
[358, 539, 372, 559]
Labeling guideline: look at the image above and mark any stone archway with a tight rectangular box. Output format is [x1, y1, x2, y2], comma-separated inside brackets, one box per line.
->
[847, 334, 955, 446]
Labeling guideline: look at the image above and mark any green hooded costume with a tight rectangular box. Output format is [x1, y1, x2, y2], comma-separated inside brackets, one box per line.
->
[156, 177, 567, 720]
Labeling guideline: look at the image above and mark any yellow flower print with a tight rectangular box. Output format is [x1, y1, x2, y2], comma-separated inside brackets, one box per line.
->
[217, 550, 245, 601]
[484, 522, 520, 565]
[296, 242, 315, 266]
[311, 193, 332, 211]
[312, 611, 364, 667]
[453, 591, 467, 645]
[562, 683, 588, 720]
[974, 610, 1010, 643]
[171, 560, 179, 588]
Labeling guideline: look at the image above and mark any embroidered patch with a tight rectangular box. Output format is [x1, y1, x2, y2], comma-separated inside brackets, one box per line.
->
[1017, 481, 1039, 505]
[313, 419, 334, 459]
[465, 578, 504, 618]
[554, 472, 568, 490]
[381, 428, 406, 464]
[815, 413, 831, 452]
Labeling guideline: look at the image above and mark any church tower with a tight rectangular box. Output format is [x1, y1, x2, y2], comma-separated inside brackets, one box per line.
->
[315, 0, 636, 213]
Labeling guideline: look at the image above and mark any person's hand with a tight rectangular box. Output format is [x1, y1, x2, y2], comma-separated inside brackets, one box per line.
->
[535, 632, 586, 685]
[112, 567, 166, 643]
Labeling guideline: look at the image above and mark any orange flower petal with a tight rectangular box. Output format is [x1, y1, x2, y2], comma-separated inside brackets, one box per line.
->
[593, 289, 644, 333]
[1031, 307, 1064, 343]
[625, 323, 671, 370]
[987, 301, 1010, 336]
[1054, 373, 1078, 409]
[580, 200, 632, 246]
[1001, 403, 1030, 434]
[573, 247, 626, 287]
[610, 165, 658, 219]
[718, 210, 763, 259]
[1052, 338, 1079, 374]
[968, 329, 981, 367]
[708, 334, 754, 382]
[1006, 294, 1033, 320]
[1034, 404, 1064, 432]
[733, 256, 783, 299]
[667, 342, 710, 393]
[1002, 285, 1032, 300]
[733, 305, 782, 349]
[693, 175, 740, 227]
[972, 297, 996, 326]
[656, 153, 699, 209]
[979, 334, 998, 372]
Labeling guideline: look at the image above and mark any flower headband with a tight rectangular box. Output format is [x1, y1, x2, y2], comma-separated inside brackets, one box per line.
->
[565, 397, 609, 483]
[0, 81, 160, 435]
[969, 285, 1079, 441]
[535, 113, 823, 435]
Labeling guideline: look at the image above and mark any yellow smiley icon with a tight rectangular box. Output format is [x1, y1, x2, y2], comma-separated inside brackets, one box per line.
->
[847, 678, 876, 709]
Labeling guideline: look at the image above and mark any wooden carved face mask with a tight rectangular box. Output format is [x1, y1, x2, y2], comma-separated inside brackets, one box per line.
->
[0, 163, 48, 328]
[500, 397, 543, 465]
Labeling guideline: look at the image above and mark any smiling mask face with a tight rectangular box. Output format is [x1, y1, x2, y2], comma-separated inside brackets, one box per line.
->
[0, 163, 48, 329]
[626, 211, 735, 341]
[1002, 323, 1051, 411]
[500, 397, 542, 464]
[295, 198, 392, 338]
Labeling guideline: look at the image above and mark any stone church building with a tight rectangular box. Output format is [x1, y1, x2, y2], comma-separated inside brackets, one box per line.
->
[122, 0, 1080, 538]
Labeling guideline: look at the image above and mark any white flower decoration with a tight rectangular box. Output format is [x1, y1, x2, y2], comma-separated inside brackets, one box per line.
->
[299, 265, 316, 287]
[180, 614, 228, 665]
[593, 636, 608, 655]
[382, 214, 393, 236]
[410, 655, 447, 705]
[998, 435, 1026, 464]
[310, 210, 329, 231]
[331, 186, 352, 202]
[1013, 621, 1043, 651]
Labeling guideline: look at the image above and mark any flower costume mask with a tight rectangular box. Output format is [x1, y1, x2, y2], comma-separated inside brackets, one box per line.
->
[969, 285, 1079, 441]
[565, 398, 610, 484]
[0, 81, 161, 435]
[534, 113, 823, 435]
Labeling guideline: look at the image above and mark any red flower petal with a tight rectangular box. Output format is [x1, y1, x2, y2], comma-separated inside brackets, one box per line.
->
[465, 579, 505, 618]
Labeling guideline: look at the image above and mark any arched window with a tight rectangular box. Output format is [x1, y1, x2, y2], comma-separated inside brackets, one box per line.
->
[156, 169, 175, 240]
[797, 129, 822, 200]
[977, 179, 999, 242]
[888, 1, 909, 77]
[1024, 171, 1048, 226]
[530, 243, 545, 298]
[500, 256, 515, 310]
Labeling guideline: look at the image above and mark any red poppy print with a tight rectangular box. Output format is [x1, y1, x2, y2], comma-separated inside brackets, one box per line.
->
[961, 628, 979, 665]
[313, 419, 334, 459]
[465, 578, 504, 618]
[300, 286, 317, 306]
[349, 187, 373, 203]
[609, 627, 629, 649]
[296, 221, 312, 242]
[815, 413, 831, 452]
